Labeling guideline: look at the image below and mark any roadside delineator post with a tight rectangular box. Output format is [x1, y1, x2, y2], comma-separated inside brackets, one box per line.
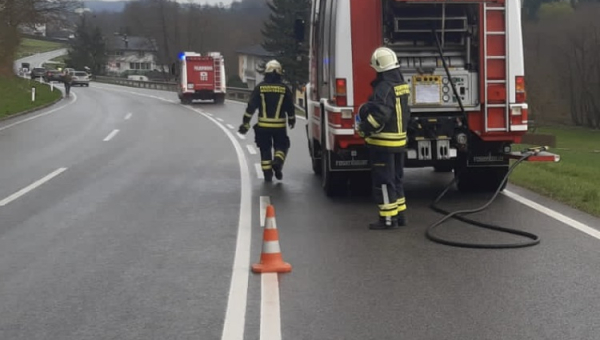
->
[31, 87, 35, 102]
[252, 205, 292, 273]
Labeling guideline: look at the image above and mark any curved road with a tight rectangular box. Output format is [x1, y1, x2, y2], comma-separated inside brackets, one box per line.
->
[1, 62, 599, 339]
[13, 48, 68, 74]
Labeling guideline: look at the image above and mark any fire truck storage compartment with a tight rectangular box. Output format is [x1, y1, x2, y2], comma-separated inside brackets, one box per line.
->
[381, 0, 481, 112]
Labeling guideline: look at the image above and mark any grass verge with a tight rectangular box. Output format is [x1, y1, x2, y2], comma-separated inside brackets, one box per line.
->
[0, 76, 62, 119]
[510, 126, 600, 217]
[17, 38, 65, 59]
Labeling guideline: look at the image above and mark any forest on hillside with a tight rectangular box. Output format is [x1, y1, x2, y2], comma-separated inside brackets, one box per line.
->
[85, 0, 272, 81]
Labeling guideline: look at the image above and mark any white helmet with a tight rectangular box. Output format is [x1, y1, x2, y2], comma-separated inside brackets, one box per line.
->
[265, 59, 283, 75]
[370, 47, 400, 73]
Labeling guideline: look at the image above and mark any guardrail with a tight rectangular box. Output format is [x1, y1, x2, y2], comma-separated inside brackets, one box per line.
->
[92, 75, 306, 115]
[93, 76, 254, 102]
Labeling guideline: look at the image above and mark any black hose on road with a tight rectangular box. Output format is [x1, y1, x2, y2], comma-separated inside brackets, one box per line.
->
[425, 152, 541, 249]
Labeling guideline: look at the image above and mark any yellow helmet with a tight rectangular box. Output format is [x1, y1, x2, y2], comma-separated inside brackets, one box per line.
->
[265, 59, 283, 74]
[370, 47, 400, 73]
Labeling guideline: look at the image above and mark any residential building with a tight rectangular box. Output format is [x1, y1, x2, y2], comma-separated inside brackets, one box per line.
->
[19, 24, 47, 37]
[236, 44, 306, 108]
[105, 35, 162, 76]
[236, 44, 273, 88]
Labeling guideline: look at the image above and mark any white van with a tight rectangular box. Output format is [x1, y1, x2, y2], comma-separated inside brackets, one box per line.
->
[127, 75, 149, 81]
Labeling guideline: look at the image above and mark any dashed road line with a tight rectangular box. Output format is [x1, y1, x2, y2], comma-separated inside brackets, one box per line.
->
[259, 196, 271, 227]
[237, 133, 246, 140]
[0, 168, 68, 207]
[217, 117, 224, 122]
[227, 124, 235, 130]
[255, 163, 264, 179]
[125, 113, 132, 120]
[246, 145, 257, 155]
[103, 129, 120, 142]
[261, 273, 282, 340]
[176, 106, 253, 340]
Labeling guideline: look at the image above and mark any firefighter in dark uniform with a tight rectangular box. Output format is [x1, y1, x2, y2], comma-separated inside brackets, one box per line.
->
[356, 47, 410, 230]
[238, 60, 296, 181]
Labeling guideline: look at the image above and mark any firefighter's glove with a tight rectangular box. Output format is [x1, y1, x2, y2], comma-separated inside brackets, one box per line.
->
[238, 123, 250, 135]
[288, 119, 295, 129]
[357, 121, 373, 138]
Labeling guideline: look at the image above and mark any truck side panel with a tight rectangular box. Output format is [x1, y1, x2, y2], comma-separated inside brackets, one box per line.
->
[350, 0, 382, 111]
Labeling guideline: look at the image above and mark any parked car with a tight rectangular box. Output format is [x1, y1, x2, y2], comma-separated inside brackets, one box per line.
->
[71, 71, 90, 86]
[30, 67, 46, 79]
[44, 70, 63, 82]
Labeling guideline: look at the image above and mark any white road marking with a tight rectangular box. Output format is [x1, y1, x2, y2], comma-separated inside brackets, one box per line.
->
[176, 106, 252, 340]
[261, 273, 282, 340]
[206, 113, 214, 117]
[103, 129, 120, 142]
[259, 196, 271, 227]
[125, 113, 132, 120]
[227, 124, 235, 129]
[0, 167, 68, 207]
[246, 145, 257, 155]
[217, 117, 224, 122]
[503, 190, 600, 240]
[0, 92, 78, 132]
[237, 133, 246, 140]
[255, 163, 264, 179]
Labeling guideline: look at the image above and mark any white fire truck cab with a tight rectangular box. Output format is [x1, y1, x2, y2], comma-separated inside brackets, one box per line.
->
[296, 0, 535, 196]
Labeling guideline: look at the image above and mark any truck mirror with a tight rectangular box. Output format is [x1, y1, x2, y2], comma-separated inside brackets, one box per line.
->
[294, 18, 305, 42]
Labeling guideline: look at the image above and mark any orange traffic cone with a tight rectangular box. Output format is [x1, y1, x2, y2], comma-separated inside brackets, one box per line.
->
[252, 205, 292, 273]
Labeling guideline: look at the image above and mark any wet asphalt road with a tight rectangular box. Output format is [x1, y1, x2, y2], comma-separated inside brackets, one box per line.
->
[1, 74, 599, 340]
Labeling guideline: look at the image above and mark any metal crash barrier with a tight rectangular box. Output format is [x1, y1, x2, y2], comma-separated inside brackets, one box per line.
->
[93, 76, 253, 102]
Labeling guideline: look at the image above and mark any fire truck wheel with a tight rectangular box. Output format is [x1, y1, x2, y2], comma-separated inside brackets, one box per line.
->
[214, 94, 225, 104]
[321, 150, 348, 197]
[309, 139, 322, 175]
[455, 166, 508, 193]
[433, 164, 454, 173]
[349, 172, 371, 196]
[312, 156, 322, 175]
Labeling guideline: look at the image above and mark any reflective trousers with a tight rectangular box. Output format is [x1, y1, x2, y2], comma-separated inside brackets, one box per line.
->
[370, 150, 406, 222]
[254, 125, 291, 176]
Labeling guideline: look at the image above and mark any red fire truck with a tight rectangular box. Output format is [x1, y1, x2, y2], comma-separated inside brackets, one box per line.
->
[296, 0, 558, 196]
[174, 51, 226, 104]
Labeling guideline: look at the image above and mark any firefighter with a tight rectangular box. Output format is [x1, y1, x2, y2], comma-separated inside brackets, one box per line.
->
[238, 60, 296, 181]
[62, 70, 73, 98]
[356, 47, 410, 229]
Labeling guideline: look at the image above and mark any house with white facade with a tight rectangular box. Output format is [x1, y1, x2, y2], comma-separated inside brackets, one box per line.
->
[105, 35, 162, 77]
[236, 44, 306, 108]
[236, 44, 274, 88]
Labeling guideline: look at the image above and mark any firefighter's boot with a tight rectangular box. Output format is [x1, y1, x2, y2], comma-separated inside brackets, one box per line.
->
[397, 212, 407, 227]
[369, 217, 399, 230]
[272, 159, 283, 180]
[263, 170, 273, 182]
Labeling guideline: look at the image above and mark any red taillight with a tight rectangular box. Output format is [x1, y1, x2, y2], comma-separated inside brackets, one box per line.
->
[328, 112, 341, 125]
[335, 78, 347, 107]
[515, 76, 526, 103]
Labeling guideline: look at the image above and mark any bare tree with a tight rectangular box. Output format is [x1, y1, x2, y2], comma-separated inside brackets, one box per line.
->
[0, 0, 79, 76]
